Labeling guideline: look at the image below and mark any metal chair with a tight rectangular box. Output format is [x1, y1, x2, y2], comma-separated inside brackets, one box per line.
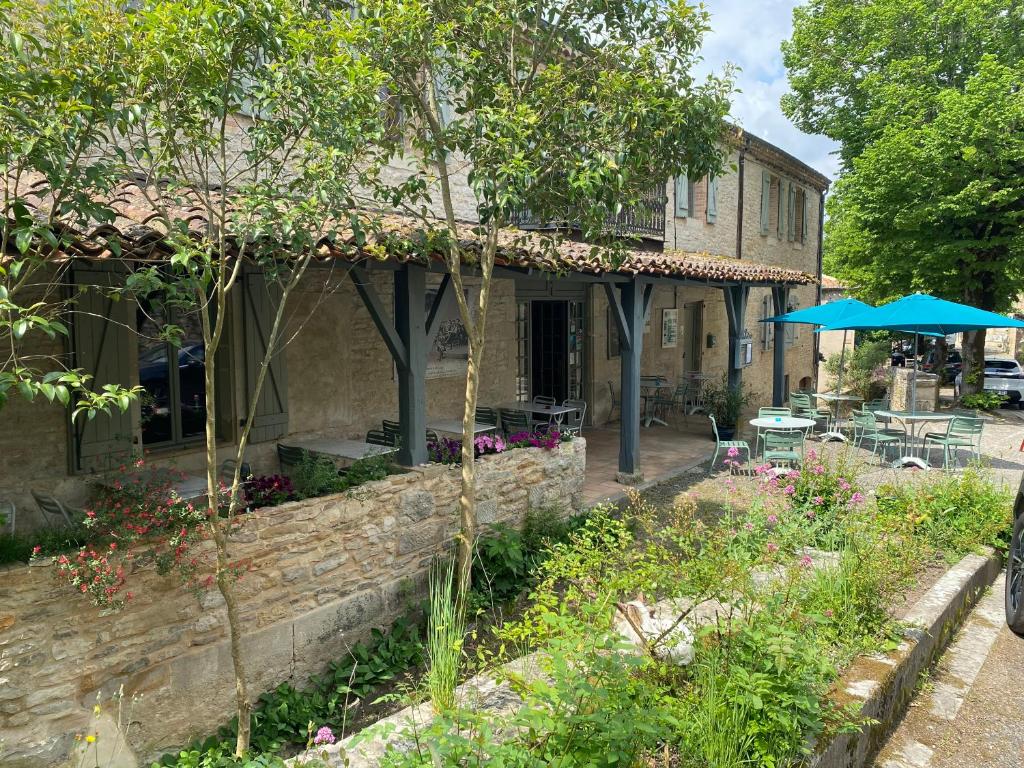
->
[220, 459, 253, 484]
[924, 416, 985, 470]
[382, 419, 402, 445]
[31, 491, 81, 528]
[499, 408, 531, 437]
[277, 443, 307, 474]
[607, 380, 621, 421]
[709, 415, 751, 470]
[790, 392, 830, 430]
[851, 412, 901, 465]
[755, 407, 794, 457]
[0, 500, 15, 535]
[530, 396, 556, 430]
[561, 399, 587, 436]
[475, 406, 498, 427]
[762, 430, 804, 467]
[366, 428, 395, 447]
[425, 429, 440, 445]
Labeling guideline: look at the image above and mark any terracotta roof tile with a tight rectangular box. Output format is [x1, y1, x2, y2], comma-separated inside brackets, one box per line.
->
[6, 176, 815, 286]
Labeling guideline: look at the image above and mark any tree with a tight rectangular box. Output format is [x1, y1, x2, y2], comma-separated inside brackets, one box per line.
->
[355, 0, 731, 597]
[8, 0, 390, 755]
[783, 0, 1024, 391]
[1, 0, 141, 417]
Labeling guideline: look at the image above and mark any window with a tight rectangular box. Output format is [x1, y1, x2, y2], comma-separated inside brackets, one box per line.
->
[516, 300, 529, 401]
[136, 298, 207, 447]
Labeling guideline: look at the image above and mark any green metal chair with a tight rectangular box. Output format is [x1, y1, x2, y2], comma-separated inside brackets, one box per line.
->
[382, 419, 402, 445]
[475, 406, 498, 427]
[366, 428, 395, 447]
[277, 444, 307, 474]
[31, 491, 82, 528]
[924, 416, 984, 470]
[755, 407, 793, 457]
[762, 430, 804, 467]
[851, 411, 901, 464]
[790, 392, 830, 429]
[499, 408, 531, 437]
[709, 415, 751, 470]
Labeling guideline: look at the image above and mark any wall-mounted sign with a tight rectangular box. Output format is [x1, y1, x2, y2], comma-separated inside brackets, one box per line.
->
[662, 308, 678, 349]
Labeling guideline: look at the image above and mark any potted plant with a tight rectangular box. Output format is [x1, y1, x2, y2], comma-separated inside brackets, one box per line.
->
[704, 375, 753, 440]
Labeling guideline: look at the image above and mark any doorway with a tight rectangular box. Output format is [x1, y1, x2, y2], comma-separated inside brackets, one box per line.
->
[531, 301, 569, 402]
[683, 301, 703, 373]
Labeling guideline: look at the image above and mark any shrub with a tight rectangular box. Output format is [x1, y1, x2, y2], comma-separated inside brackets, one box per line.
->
[244, 475, 296, 509]
[875, 466, 1012, 561]
[825, 339, 891, 400]
[959, 391, 1008, 411]
[289, 454, 393, 500]
[0, 525, 88, 566]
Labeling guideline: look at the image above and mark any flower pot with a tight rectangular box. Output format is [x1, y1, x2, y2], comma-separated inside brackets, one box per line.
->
[718, 424, 737, 441]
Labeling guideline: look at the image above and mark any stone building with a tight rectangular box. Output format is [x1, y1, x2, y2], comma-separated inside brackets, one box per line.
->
[1, 128, 828, 529]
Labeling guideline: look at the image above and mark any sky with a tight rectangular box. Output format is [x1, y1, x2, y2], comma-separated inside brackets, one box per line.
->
[694, 0, 841, 182]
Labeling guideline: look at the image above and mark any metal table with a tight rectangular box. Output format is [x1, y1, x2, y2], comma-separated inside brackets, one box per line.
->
[640, 375, 671, 427]
[813, 392, 863, 442]
[278, 437, 397, 464]
[494, 401, 579, 428]
[749, 416, 817, 462]
[426, 420, 497, 437]
[874, 410, 954, 469]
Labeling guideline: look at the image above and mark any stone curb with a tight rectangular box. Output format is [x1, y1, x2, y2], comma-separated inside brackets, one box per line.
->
[809, 549, 1002, 768]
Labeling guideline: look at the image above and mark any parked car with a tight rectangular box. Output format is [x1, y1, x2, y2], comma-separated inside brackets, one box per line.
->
[1006, 472, 1024, 636]
[921, 349, 962, 383]
[954, 357, 1024, 407]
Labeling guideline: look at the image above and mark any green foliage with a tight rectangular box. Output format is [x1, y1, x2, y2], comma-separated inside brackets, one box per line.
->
[290, 454, 393, 500]
[0, 525, 89, 565]
[824, 339, 891, 401]
[959, 392, 1008, 411]
[703, 375, 755, 427]
[876, 467, 1013, 562]
[426, 558, 465, 713]
[159, 616, 424, 762]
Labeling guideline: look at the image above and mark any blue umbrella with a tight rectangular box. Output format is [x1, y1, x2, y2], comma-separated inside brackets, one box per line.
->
[821, 293, 1024, 411]
[762, 298, 874, 396]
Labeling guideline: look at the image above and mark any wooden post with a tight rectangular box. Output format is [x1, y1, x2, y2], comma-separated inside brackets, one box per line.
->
[723, 284, 750, 391]
[394, 264, 428, 465]
[771, 285, 789, 406]
[606, 279, 649, 479]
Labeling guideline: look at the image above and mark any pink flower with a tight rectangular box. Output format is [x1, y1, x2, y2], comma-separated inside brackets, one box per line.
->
[787, 469, 801, 479]
[807, 449, 817, 461]
[812, 496, 824, 505]
[31, 545, 42, 556]
[849, 492, 865, 505]
[783, 484, 796, 495]
[812, 464, 825, 475]
[766, 514, 778, 524]
[824, 609, 834, 618]
[838, 478, 851, 491]
[805, 509, 816, 520]
[744, 522, 754, 531]
[727, 446, 740, 458]
[313, 726, 336, 746]
[766, 542, 779, 554]
[799, 555, 813, 568]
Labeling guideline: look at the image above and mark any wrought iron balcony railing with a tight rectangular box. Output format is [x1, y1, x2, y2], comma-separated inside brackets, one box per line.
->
[508, 182, 667, 240]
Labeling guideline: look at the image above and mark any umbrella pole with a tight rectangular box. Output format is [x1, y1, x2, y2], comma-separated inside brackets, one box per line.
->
[836, 330, 848, 393]
[911, 332, 919, 413]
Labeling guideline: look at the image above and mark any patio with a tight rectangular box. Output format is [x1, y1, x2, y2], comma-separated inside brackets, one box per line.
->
[582, 422, 715, 504]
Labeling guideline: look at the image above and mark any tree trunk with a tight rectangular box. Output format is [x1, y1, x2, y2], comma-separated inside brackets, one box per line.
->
[456, 331, 481, 600]
[960, 329, 987, 396]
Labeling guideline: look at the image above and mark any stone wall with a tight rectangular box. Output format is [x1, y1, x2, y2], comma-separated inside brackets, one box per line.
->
[0, 440, 585, 767]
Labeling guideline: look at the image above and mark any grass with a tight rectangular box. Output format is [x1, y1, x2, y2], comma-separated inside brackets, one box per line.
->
[426, 558, 465, 714]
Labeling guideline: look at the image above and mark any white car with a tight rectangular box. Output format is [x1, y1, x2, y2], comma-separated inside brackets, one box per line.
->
[954, 356, 1024, 407]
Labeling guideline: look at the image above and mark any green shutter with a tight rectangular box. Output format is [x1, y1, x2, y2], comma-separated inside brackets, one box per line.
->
[243, 270, 289, 443]
[777, 179, 786, 240]
[70, 262, 134, 473]
[760, 171, 771, 235]
[674, 175, 689, 218]
[802, 190, 810, 243]
[787, 182, 796, 241]
[706, 176, 718, 223]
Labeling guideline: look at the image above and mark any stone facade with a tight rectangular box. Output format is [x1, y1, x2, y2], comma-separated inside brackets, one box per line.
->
[0, 439, 584, 767]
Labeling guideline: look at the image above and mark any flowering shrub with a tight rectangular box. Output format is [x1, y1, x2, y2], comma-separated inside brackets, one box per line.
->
[36, 459, 214, 608]
[245, 474, 297, 509]
[427, 429, 567, 464]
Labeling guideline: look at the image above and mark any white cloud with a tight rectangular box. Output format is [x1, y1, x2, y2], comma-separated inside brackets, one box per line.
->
[694, 0, 841, 182]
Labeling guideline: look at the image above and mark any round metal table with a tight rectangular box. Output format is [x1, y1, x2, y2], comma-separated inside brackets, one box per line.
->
[749, 416, 818, 431]
[812, 392, 863, 442]
[874, 410, 954, 469]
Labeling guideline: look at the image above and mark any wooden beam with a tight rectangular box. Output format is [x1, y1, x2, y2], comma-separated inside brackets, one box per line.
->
[771, 285, 789, 406]
[618, 279, 645, 478]
[394, 264, 428, 465]
[604, 282, 632, 351]
[349, 266, 408, 371]
[425, 272, 451, 338]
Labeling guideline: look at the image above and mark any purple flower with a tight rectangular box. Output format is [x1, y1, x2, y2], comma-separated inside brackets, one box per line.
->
[313, 726, 336, 746]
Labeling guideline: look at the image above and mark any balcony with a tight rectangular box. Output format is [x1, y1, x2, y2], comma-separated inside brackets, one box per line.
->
[509, 182, 667, 240]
